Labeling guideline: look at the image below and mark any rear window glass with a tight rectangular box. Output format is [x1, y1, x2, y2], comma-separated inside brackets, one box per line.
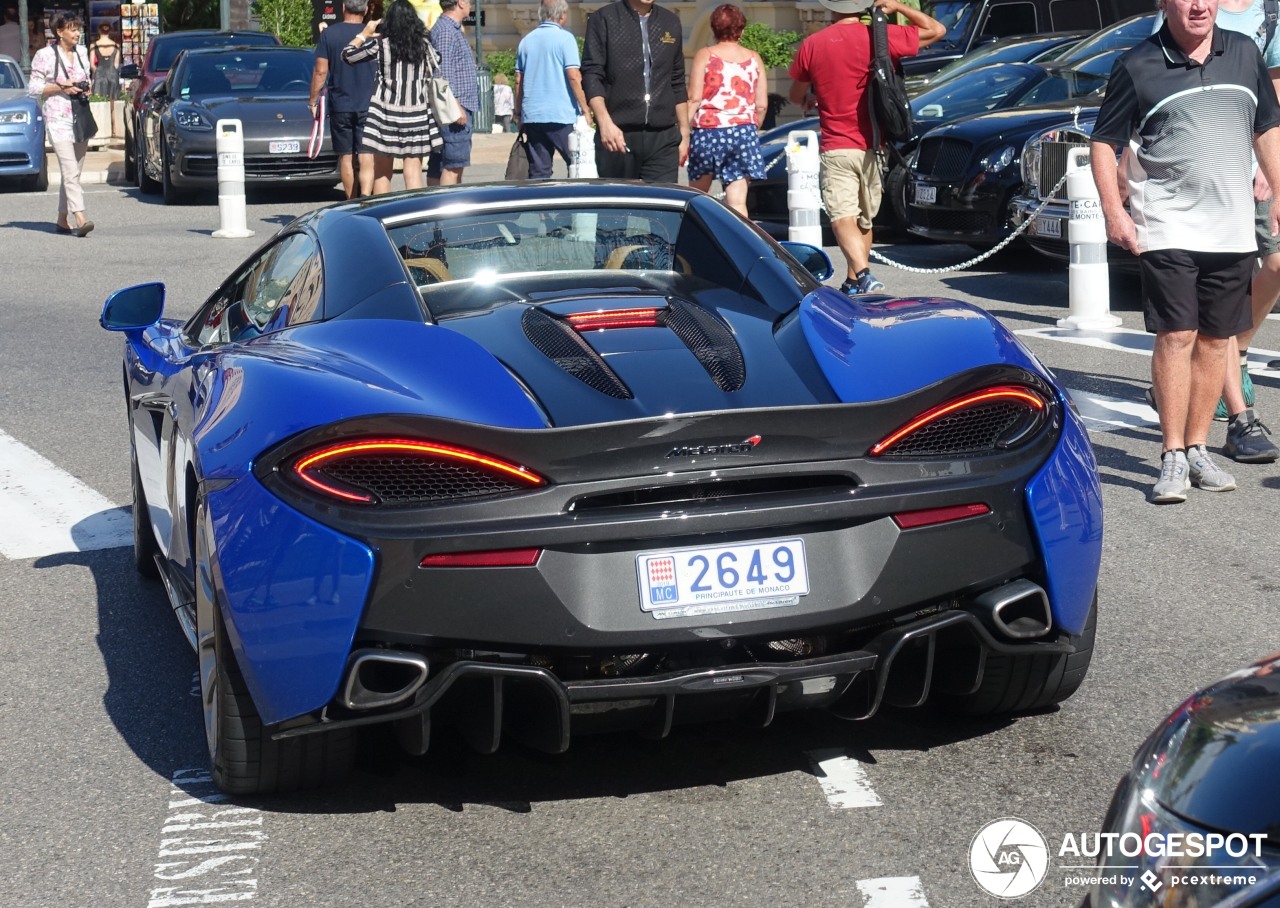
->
[154, 33, 279, 71]
[385, 205, 752, 320]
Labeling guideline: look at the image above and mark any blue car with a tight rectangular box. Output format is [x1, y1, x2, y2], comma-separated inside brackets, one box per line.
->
[101, 182, 1103, 794]
[0, 54, 48, 192]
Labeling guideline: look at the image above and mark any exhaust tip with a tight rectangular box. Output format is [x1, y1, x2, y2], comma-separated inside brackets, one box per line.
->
[341, 650, 430, 710]
[975, 579, 1052, 639]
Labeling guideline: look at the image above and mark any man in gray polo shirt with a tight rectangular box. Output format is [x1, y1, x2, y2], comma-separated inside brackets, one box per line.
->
[1091, 0, 1280, 503]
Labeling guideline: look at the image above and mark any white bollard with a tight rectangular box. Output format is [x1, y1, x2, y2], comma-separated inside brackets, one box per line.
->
[568, 116, 597, 179]
[1058, 146, 1120, 329]
[786, 130, 823, 246]
[212, 119, 254, 239]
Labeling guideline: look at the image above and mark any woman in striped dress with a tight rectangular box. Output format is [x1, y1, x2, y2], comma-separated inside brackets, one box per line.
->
[342, 0, 443, 194]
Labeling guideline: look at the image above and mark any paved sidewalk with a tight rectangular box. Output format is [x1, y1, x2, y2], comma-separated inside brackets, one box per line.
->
[58, 130, 523, 186]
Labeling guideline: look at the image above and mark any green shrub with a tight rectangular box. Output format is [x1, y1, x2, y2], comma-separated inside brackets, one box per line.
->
[740, 22, 801, 70]
[487, 49, 516, 80]
[252, 0, 315, 47]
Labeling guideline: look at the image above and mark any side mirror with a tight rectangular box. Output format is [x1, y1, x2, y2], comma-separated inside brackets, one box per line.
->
[779, 242, 834, 282]
[120, 62, 140, 79]
[101, 282, 165, 331]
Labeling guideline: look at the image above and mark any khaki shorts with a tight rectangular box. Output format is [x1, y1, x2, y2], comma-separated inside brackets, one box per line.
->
[820, 149, 882, 229]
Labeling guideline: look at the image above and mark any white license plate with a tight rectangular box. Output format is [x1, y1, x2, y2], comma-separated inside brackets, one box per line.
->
[636, 538, 809, 619]
[915, 183, 937, 204]
[269, 140, 300, 154]
[1035, 215, 1063, 238]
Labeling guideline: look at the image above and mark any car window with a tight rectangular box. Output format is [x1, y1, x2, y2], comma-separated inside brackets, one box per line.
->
[152, 33, 279, 71]
[1017, 70, 1107, 104]
[924, 36, 1078, 89]
[386, 206, 746, 319]
[178, 50, 312, 98]
[0, 61, 22, 89]
[980, 2, 1038, 39]
[188, 233, 320, 345]
[1058, 13, 1155, 63]
[924, 1, 979, 49]
[1048, 0, 1102, 31]
[913, 65, 1041, 124]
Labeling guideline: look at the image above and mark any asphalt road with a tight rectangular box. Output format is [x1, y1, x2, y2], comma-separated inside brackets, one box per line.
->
[1, 173, 1278, 908]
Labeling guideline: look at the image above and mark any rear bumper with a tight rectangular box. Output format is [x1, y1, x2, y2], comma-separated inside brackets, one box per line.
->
[273, 605, 1077, 749]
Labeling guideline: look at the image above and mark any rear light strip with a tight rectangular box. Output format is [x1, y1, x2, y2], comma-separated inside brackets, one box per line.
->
[566, 308, 663, 331]
[893, 503, 990, 529]
[420, 548, 542, 568]
[870, 386, 1047, 457]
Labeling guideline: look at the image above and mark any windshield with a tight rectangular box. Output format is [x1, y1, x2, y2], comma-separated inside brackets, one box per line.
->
[153, 33, 279, 71]
[922, 34, 1081, 89]
[1016, 71, 1108, 105]
[383, 205, 772, 320]
[1058, 13, 1156, 63]
[179, 50, 313, 98]
[924, 1, 977, 48]
[0, 60, 23, 89]
[912, 64, 1041, 123]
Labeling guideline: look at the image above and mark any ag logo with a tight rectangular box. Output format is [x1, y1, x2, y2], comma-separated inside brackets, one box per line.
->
[969, 817, 1049, 899]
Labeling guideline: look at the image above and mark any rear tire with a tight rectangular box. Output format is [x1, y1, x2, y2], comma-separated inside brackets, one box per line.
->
[131, 453, 159, 578]
[938, 592, 1097, 716]
[23, 152, 49, 192]
[138, 132, 160, 195]
[195, 501, 355, 794]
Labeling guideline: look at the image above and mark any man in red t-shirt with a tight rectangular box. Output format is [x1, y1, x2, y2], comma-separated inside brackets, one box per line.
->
[789, 0, 944, 296]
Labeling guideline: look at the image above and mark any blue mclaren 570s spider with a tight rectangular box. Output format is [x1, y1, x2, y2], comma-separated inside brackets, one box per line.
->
[102, 181, 1103, 794]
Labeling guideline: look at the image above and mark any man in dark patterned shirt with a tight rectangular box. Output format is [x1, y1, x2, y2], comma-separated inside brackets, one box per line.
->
[428, 0, 480, 186]
[581, 0, 688, 182]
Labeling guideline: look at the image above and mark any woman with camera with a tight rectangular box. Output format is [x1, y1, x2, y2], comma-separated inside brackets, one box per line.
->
[27, 14, 95, 237]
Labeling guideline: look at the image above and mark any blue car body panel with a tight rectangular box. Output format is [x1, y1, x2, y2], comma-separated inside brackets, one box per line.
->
[0, 84, 46, 180]
[109, 183, 1104, 732]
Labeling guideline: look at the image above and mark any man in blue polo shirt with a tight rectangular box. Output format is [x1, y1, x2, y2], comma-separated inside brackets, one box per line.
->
[1091, 0, 1280, 502]
[516, 0, 592, 179]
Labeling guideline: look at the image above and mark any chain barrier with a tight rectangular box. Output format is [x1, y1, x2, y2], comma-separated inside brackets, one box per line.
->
[867, 169, 1073, 275]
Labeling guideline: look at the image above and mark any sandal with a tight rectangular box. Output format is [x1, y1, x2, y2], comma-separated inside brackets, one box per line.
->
[73, 219, 95, 238]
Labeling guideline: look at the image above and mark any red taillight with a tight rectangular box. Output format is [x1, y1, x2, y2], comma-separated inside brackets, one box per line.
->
[566, 308, 663, 330]
[892, 503, 990, 529]
[870, 386, 1047, 456]
[292, 438, 545, 505]
[420, 548, 542, 567]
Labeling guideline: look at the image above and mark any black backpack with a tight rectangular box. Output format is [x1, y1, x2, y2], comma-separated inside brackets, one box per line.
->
[867, 6, 913, 151]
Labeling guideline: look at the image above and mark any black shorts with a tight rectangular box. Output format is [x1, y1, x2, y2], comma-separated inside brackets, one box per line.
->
[330, 110, 368, 155]
[1139, 249, 1255, 338]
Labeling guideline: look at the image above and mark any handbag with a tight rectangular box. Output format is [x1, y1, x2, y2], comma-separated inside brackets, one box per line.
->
[424, 42, 464, 126]
[505, 132, 528, 181]
[54, 48, 99, 143]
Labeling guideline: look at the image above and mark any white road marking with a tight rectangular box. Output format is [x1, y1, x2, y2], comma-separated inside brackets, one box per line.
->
[857, 876, 931, 907]
[1064, 388, 1157, 433]
[1016, 326, 1280, 373]
[0, 429, 131, 559]
[806, 749, 883, 809]
[147, 769, 265, 907]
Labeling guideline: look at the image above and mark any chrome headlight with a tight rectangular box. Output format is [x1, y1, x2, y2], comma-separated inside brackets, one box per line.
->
[1022, 138, 1042, 197]
[983, 145, 1015, 174]
[0, 109, 31, 124]
[174, 109, 213, 130]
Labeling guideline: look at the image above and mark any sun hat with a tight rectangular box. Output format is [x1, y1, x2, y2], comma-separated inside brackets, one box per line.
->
[817, 0, 874, 13]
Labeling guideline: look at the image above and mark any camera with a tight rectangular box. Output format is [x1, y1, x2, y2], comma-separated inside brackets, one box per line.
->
[73, 81, 91, 92]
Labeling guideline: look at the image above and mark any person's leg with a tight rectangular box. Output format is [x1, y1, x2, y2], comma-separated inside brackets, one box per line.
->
[689, 174, 714, 194]
[52, 139, 73, 228]
[402, 155, 424, 190]
[356, 152, 375, 197]
[547, 123, 573, 176]
[524, 124, 555, 181]
[723, 178, 749, 218]
[635, 126, 680, 184]
[338, 154, 355, 198]
[372, 154, 394, 195]
[65, 141, 89, 231]
[1152, 329, 1197, 451]
[1187, 332, 1230, 448]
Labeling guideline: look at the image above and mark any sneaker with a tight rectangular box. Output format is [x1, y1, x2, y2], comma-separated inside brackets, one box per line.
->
[1187, 444, 1236, 491]
[1151, 449, 1190, 503]
[844, 271, 885, 295]
[1224, 408, 1280, 463]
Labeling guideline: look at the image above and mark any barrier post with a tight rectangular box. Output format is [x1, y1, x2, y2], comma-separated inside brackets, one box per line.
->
[786, 130, 823, 246]
[1058, 146, 1120, 329]
[212, 119, 254, 239]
